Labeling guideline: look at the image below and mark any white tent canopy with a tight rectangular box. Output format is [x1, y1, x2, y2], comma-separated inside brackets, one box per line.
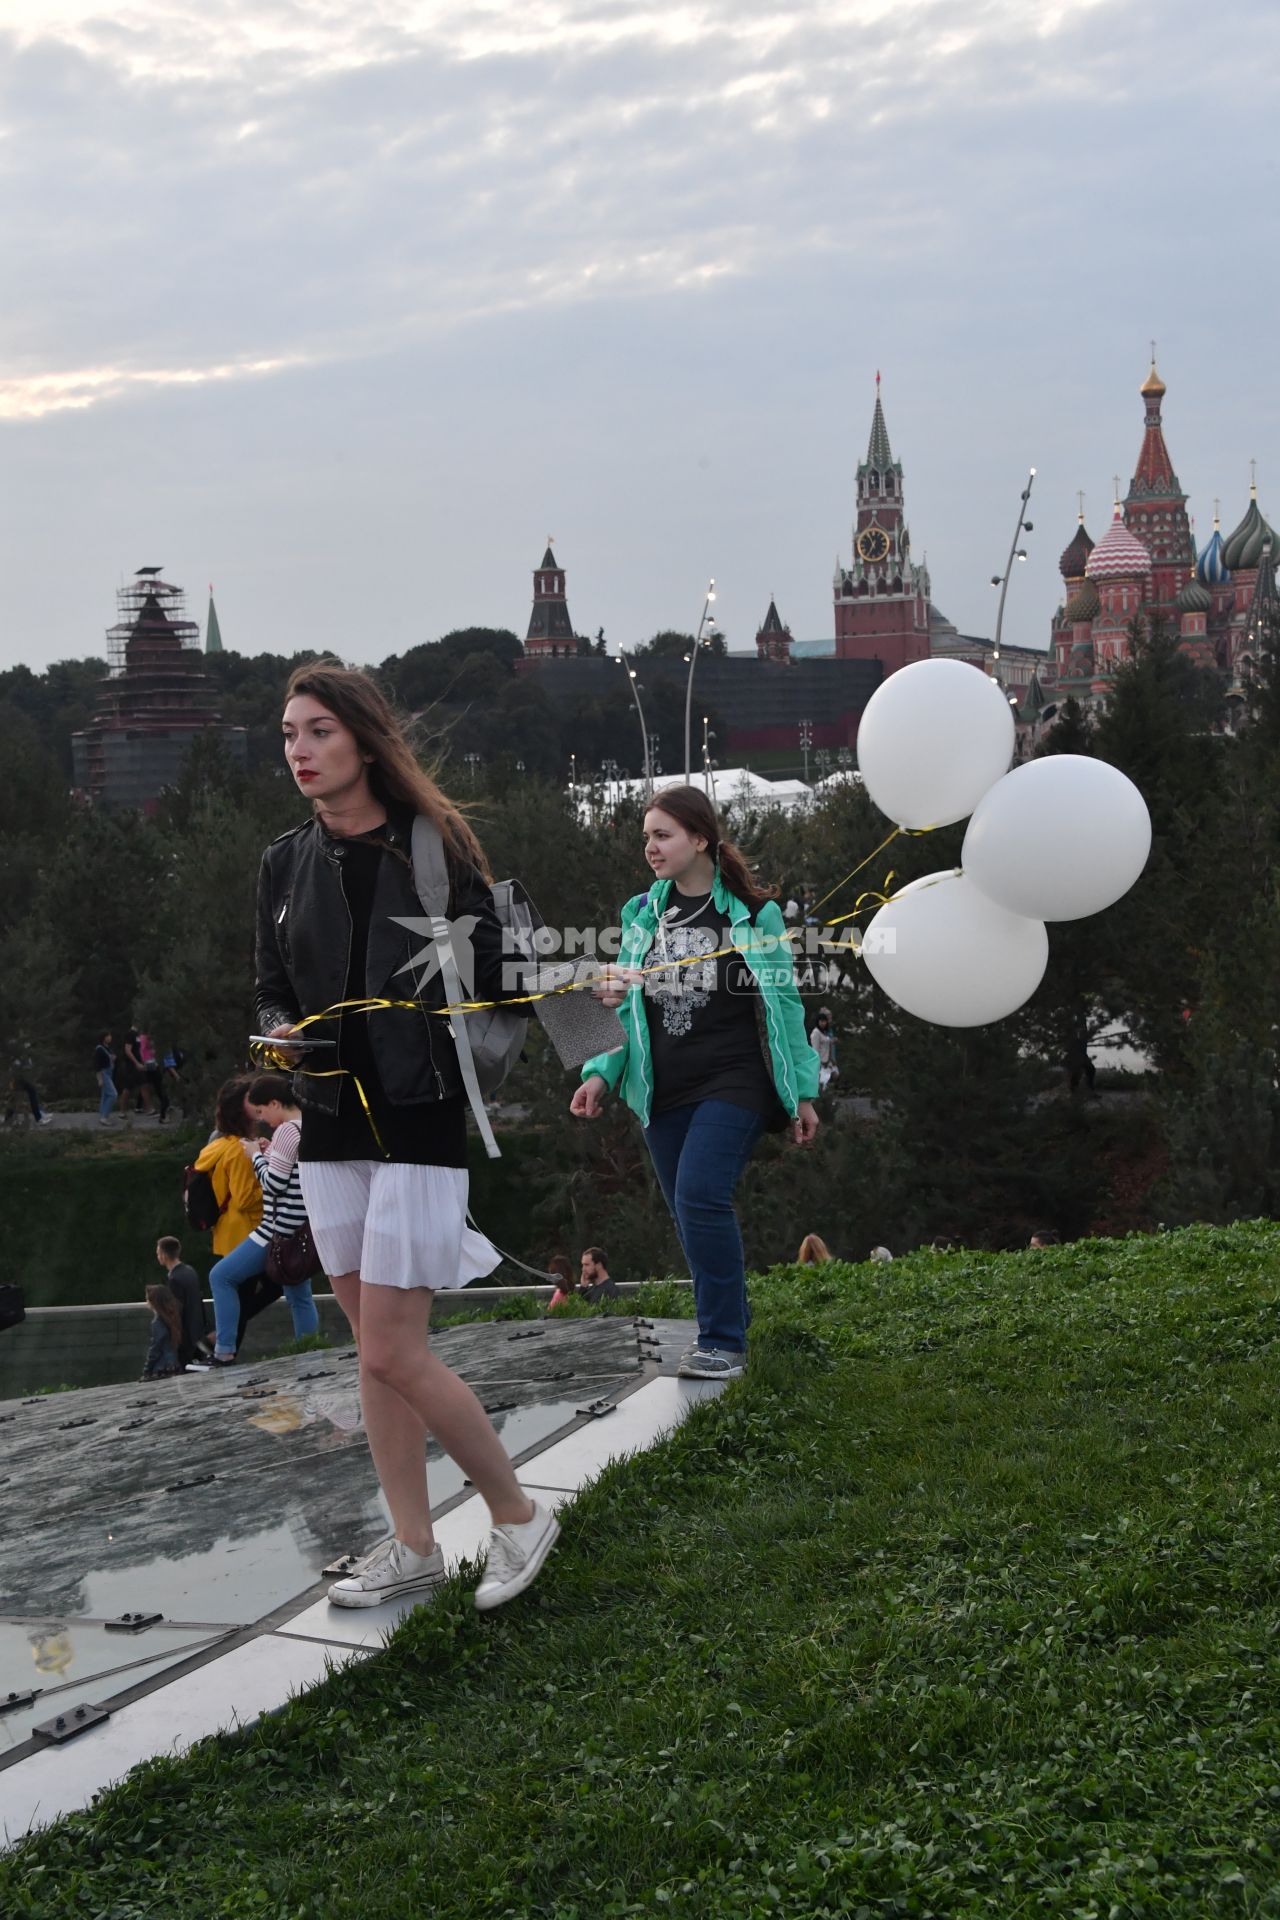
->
[573, 766, 821, 819]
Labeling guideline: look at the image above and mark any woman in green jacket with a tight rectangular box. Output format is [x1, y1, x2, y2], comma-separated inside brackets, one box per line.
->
[572, 785, 820, 1379]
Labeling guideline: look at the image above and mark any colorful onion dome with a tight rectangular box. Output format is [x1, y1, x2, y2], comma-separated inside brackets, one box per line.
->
[1176, 573, 1211, 616]
[1196, 524, 1230, 587]
[1059, 518, 1094, 580]
[1140, 361, 1167, 399]
[1064, 579, 1100, 622]
[1222, 487, 1279, 571]
[1085, 506, 1153, 581]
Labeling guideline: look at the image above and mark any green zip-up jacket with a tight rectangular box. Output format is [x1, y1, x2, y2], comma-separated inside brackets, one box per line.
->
[581, 873, 821, 1128]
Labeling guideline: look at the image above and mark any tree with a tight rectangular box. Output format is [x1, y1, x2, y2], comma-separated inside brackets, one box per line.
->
[633, 631, 695, 660]
[1037, 695, 1093, 757]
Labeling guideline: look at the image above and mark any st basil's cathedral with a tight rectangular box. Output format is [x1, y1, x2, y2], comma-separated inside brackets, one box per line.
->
[1051, 362, 1277, 724]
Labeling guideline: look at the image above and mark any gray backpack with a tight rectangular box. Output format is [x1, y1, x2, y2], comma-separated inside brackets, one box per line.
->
[410, 816, 537, 1159]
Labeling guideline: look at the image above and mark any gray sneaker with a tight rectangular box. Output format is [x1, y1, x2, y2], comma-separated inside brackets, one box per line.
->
[328, 1537, 447, 1609]
[677, 1345, 746, 1380]
[474, 1501, 560, 1612]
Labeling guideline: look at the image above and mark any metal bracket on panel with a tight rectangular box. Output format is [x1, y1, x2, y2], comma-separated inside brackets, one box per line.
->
[322, 1553, 360, 1579]
[508, 1328, 546, 1342]
[297, 1370, 334, 1382]
[105, 1611, 165, 1634]
[165, 1474, 216, 1492]
[576, 1397, 619, 1420]
[483, 1400, 517, 1415]
[118, 1418, 154, 1431]
[1, 1687, 41, 1714]
[33, 1702, 111, 1743]
[58, 1417, 97, 1431]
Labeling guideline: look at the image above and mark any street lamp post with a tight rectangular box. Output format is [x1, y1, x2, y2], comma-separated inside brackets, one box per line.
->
[989, 466, 1037, 687]
[600, 757, 620, 807]
[464, 752, 481, 785]
[798, 718, 813, 783]
[702, 715, 717, 810]
[617, 652, 654, 797]
[684, 578, 717, 781]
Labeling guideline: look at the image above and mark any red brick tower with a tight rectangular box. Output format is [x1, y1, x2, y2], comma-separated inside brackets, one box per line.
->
[755, 598, 793, 663]
[524, 542, 576, 659]
[834, 375, 931, 672]
[1123, 359, 1193, 612]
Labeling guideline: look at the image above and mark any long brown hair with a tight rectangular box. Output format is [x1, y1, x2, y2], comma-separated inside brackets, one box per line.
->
[797, 1233, 833, 1265]
[284, 659, 491, 879]
[646, 785, 773, 915]
[214, 1074, 253, 1138]
[146, 1283, 183, 1351]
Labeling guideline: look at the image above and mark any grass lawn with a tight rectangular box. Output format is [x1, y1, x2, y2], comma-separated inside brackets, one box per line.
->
[4, 1222, 1280, 1917]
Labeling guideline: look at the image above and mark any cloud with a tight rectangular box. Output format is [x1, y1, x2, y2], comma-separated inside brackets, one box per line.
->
[1, 0, 1153, 405]
[0, 351, 319, 422]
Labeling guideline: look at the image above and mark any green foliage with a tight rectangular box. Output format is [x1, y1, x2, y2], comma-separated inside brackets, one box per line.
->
[1037, 691, 1093, 756]
[5, 1223, 1280, 1916]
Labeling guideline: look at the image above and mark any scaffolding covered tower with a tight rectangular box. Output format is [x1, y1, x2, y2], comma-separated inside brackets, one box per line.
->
[72, 566, 247, 812]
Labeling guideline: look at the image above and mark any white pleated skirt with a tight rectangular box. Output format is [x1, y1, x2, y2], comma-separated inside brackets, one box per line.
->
[298, 1160, 502, 1291]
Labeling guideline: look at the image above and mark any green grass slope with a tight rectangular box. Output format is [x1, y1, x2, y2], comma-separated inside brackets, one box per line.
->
[3, 1222, 1279, 1917]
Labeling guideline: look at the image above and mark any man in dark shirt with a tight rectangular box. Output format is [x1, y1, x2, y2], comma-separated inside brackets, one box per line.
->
[155, 1236, 210, 1365]
[578, 1246, 620, 1304]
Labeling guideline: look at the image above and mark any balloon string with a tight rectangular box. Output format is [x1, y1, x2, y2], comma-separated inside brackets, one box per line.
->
[806, 826, 902, 919]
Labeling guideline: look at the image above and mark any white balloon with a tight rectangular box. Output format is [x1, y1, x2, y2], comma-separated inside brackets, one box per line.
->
[862, 870, 1049, 1027]
[962, 756, 1152, 922]
[856, 658, 1016, 829]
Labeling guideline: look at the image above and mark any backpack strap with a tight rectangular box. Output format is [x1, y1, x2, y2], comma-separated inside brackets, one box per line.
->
[410, 815, 501, 1160]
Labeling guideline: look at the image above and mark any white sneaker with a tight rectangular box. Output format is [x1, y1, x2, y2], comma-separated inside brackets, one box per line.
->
[327, 1537, 447, 1609]
[474, 1501, 560, 1612]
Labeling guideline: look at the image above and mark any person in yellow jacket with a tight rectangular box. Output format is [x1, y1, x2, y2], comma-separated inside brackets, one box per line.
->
[194, 1076, 263, 1255]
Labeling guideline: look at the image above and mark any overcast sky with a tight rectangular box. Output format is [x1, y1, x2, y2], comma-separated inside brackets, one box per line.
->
[2, 0, 1277, 675]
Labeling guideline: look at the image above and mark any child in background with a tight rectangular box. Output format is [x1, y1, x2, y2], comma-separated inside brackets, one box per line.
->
[142, 1283, 183, 1379]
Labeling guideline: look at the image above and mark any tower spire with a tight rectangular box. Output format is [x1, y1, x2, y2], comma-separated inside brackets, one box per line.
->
[205, 585, 223, 655]
[865, 375, 894, 471]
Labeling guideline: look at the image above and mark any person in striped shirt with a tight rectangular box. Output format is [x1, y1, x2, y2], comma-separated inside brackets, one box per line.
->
[206, 1073, 319, 1364]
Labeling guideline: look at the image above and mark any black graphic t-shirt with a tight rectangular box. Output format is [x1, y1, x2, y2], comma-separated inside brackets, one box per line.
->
[642, 896, 784, 1122]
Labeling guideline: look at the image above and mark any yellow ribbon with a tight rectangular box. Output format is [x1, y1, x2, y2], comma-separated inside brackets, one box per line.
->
[248, 825, 945, 1056]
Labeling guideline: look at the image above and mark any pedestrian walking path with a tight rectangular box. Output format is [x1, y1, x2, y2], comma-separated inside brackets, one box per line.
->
[0, 1317, 713, 1843]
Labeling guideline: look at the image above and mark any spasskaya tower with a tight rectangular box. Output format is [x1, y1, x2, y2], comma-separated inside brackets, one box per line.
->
[834, 375, 933, 671]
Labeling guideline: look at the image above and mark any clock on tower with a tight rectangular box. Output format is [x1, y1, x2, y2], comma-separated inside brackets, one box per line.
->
[856, 525, 890, 563]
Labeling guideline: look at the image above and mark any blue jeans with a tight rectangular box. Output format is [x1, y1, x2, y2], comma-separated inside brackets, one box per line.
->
[209, 1236, 318, 1356]
[98, 1072, 116, 1120]
[643, 1099, 768, 1355]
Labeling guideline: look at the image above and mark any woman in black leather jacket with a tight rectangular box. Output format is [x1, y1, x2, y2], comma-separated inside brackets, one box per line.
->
[255, 660, 559, 1615]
